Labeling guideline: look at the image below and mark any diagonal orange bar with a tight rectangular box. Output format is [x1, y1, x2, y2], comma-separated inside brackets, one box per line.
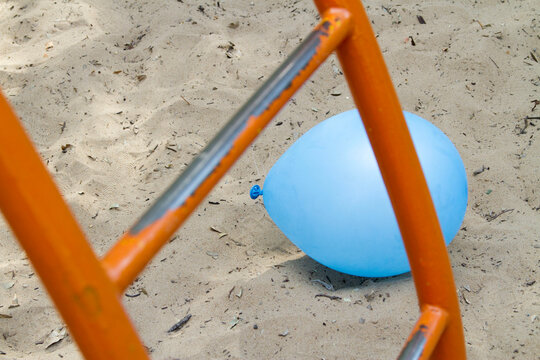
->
[0, 93, 149, 360]
[398, 305, 449, 360]
[312, 1, 466, 359]
[102, 9, 353, 293]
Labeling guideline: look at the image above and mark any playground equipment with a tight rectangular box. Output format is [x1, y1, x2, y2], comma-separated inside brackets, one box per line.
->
[0, 1, 466, 359]
[253, 110, 468, 278]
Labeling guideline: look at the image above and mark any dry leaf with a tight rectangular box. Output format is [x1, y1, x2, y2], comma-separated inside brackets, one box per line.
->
[61, 144, 73, 153]
[8, 294, 19, 308]
[235, 287, 243, 298]
[44, 327, 67, 349]
[210, 226, 227, 238]
[311, 279, 335, 291]
[1, 281, 15, 289]
[229, 317, 239, 329]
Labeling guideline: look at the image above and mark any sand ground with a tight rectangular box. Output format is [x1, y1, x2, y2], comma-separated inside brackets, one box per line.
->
[0, 0, 539, 359]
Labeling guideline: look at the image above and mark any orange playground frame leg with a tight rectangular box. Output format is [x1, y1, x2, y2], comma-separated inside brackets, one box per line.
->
[0, 1, 466, 359]
[0, 95, 149, 359]
[313, 1, 466, 359]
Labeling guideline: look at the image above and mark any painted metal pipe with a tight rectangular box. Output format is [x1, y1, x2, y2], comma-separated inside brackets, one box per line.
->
[102, 9, 352, 292]
[0, 93, 149, 359]
[312, 1, 466, 359]
[398, 305, 449, 360]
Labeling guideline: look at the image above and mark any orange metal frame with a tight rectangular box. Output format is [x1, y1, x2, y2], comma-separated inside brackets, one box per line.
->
[0, 1, 466, 359]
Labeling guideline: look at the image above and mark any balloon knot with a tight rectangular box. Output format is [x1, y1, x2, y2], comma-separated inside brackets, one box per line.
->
[250, 185, 263, 199]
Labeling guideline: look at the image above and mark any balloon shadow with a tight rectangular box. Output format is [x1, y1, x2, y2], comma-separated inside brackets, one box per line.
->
[277, 254, 412, 291]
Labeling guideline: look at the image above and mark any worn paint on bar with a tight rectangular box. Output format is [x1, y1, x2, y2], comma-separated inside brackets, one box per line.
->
[131, 19, 340, 235]
[102, 9, 352, 293]
[398, 325, 428, 360]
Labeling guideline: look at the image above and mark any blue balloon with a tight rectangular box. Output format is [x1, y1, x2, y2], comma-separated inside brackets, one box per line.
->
[253, 110, 467, 277]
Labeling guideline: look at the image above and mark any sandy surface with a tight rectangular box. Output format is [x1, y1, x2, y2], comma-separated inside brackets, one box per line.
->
[1, 0, 539, 359]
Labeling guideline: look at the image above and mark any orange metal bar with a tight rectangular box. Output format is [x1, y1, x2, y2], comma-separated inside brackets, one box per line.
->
[398, 306, 449, 360]
[312, 1, 466, 359]
[0, 93, 149, 359]
[102, 9, 352, 293]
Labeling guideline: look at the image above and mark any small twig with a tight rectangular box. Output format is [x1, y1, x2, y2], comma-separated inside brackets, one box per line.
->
[124, 33, 146, 50]
[315, 294, 342, 301]
[381, 5, 392, 14]
[167, 314, 192, 333]
[475, 19, 484, 30]
[146, 144, 158, 157]
[488, 56, 499, 69]
[473, 165, 489, 176]
[516, 118, 530, 135]
[125, 292, 141, 298]
[485, 209, 514, 222]
[180, 95, 191, 105]
[526, 116, 540, 120]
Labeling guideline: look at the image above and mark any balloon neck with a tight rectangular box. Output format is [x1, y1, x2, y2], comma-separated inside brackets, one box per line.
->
[250, 185, 263, 199]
